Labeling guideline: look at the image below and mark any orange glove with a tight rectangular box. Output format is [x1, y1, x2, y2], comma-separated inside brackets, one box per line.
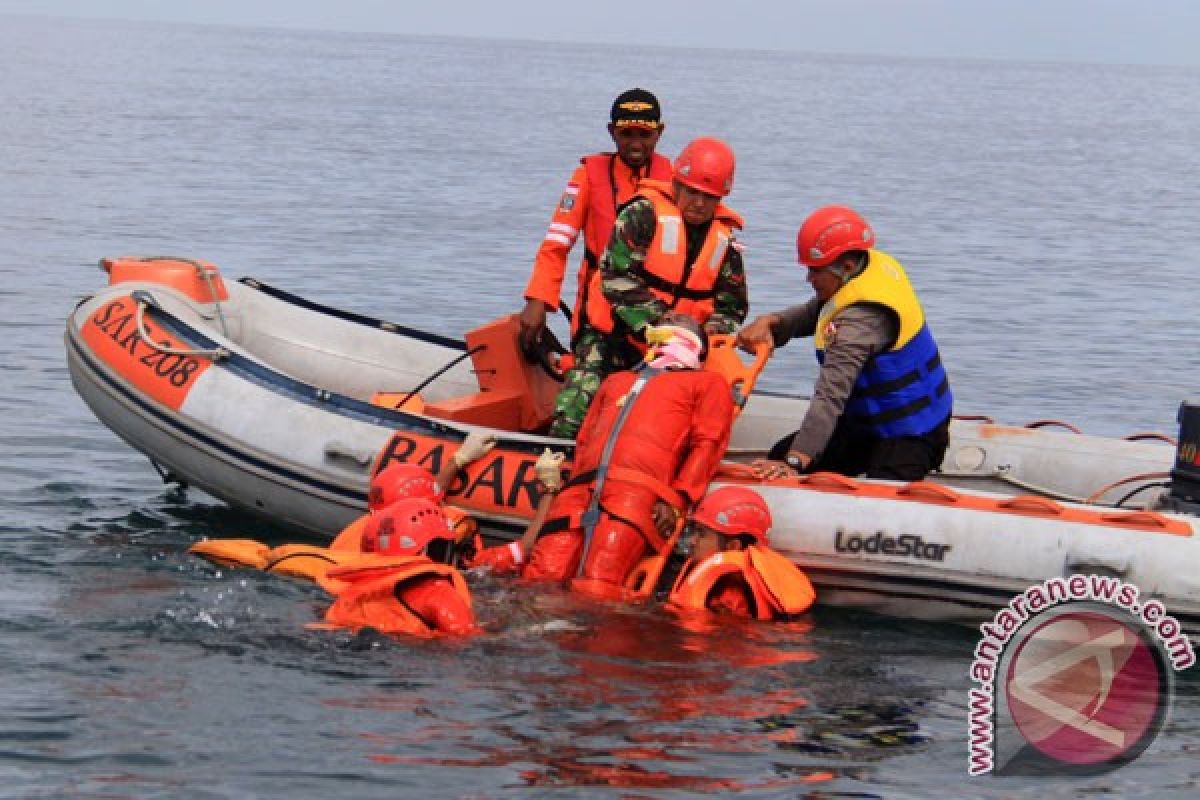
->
[466, 539, 525, 574]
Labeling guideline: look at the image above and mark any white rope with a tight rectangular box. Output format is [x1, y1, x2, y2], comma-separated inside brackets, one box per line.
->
[133, 256, 230, 337]
[936, 465, 1100, 504]
[135, 300, 228, 360]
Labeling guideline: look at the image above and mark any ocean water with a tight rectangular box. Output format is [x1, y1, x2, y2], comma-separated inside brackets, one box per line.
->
[2, 13, 1199, 799]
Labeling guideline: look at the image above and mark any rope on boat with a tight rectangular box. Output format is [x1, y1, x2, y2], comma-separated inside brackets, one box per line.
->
[1124, 432, 1177, 446]
[134, 296, 230, 360]
[953, 414, 1174, 446]
[941, 466, 1174, 509]
[135, 256, 229, 337]
[722, 460, 1171, 509]
[1024, 419, 1084, 434]
[1084, 472, 1173, 505]
[1114, 481, 1172, 509]
[936, 466, 1090, 504]
[393, 344, 486, 410]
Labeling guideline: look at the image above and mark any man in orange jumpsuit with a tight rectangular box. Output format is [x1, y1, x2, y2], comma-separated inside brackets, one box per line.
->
[472, 314, 735, 599]
[519, 88, 672, 355]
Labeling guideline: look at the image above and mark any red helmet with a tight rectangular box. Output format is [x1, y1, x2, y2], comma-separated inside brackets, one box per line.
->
[361, 497, 453, 556]
[690, 487, 772, 543]
[673, 136, 735, 197]
[369, 463, 439, 512]
[796, 205, 874, 268]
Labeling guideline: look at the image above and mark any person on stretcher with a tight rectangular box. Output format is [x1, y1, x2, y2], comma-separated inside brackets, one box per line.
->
[469, 315, 736, 601]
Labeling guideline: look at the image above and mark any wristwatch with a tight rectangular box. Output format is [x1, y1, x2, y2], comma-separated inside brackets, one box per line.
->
[784, 452, 805, 470]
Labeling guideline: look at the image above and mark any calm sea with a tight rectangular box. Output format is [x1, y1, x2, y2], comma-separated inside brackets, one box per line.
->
[2, 14, 1198, 799]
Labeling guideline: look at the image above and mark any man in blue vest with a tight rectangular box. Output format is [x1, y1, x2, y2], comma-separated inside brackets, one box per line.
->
[737, 205, 952, 481]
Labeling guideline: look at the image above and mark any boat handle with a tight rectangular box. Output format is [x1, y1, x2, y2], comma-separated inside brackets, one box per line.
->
[1064, 555, 1129, 578]
[895, 481, 960, 503]
[131, 290, 229, 360]
[800, 472, 860, 491]
[323, 441, 375, 469]
[1098, 511, 1173, 530]
[1024, 419, 1083, 434]
[997, 495, 1065, 515]
[1123, 432, 1177, 445]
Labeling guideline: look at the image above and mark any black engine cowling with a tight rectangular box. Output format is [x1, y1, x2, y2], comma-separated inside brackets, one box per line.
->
[1163, 400, 1200, 515]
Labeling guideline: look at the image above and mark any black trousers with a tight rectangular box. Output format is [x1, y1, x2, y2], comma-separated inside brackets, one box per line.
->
[768, 414, 951, 481]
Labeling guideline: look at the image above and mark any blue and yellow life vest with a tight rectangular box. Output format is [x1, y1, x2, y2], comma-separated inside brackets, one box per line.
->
[814, 249, 952, 438]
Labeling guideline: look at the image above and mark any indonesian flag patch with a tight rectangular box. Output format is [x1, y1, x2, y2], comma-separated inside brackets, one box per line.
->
[559, 183, 580, 211]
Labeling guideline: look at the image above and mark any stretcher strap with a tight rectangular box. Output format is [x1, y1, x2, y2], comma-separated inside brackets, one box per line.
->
[577, 367, 661, 576]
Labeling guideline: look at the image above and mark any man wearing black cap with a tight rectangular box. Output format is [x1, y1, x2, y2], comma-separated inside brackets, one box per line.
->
[519, 88, 672, 358]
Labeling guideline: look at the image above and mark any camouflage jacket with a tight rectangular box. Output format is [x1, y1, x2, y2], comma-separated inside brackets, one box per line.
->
[598, 197, 748, 335]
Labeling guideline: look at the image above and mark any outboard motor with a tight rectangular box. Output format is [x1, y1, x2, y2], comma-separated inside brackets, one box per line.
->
[1163, 399, 1200, 516]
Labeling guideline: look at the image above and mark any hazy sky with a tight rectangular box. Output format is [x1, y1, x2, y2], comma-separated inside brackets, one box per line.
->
[4, 1, 1199, 67]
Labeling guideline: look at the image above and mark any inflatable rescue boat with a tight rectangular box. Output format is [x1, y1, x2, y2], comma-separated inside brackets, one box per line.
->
[65, 257, 1200, 630]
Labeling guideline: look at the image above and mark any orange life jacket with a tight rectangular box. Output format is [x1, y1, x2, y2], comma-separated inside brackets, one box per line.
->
[575, 153, 673, 334]
[322, 558, 474, 637]
[329, 515, 368, 551]
[583, 178, 743, 334]
[667, 546, 816, 620]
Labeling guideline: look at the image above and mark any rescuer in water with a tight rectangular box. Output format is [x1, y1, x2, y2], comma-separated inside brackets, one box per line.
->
[665, 486, 815, 619]
[189, 431, 502, 637]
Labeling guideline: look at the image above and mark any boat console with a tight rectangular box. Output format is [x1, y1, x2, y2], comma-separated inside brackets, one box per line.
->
[419, 315, 561, 433]
[1163, 400, 1200, 516]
